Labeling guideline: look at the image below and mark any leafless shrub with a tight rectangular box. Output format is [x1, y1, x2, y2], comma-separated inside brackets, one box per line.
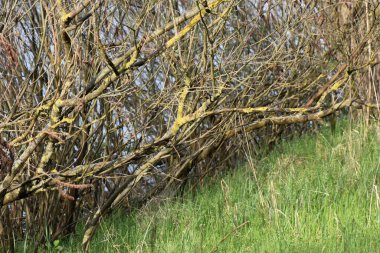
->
[0, 0, 379, 251]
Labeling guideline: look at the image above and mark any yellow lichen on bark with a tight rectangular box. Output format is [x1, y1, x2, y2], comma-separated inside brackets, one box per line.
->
[316, 72, 350, 107]
[242, 107, 268, 113]
[165, 0, 227, 48]
[177, 75, 191, 119]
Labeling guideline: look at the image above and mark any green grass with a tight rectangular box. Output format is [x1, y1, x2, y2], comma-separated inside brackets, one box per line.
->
[56, 122, 380, 252]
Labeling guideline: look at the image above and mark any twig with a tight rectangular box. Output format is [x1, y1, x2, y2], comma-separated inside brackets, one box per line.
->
[209, 220, 250, 253]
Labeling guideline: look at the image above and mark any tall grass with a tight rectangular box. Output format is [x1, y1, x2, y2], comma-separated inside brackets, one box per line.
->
[54, 121, 380, 252]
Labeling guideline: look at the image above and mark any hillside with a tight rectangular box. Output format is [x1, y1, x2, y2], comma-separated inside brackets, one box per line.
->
[50, 122, 380, 252]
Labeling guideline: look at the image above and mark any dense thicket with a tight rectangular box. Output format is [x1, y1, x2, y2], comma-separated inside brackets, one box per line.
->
[0, 0, 379, 251]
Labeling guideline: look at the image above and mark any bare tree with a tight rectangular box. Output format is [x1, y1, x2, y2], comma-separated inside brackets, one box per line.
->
[0, 0, 379, 251]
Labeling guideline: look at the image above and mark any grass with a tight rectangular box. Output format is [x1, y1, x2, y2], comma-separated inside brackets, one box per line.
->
[55, 121, 380, 252]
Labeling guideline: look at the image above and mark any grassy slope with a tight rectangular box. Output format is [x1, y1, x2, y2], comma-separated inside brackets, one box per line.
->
[61, 122, 380, 253]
